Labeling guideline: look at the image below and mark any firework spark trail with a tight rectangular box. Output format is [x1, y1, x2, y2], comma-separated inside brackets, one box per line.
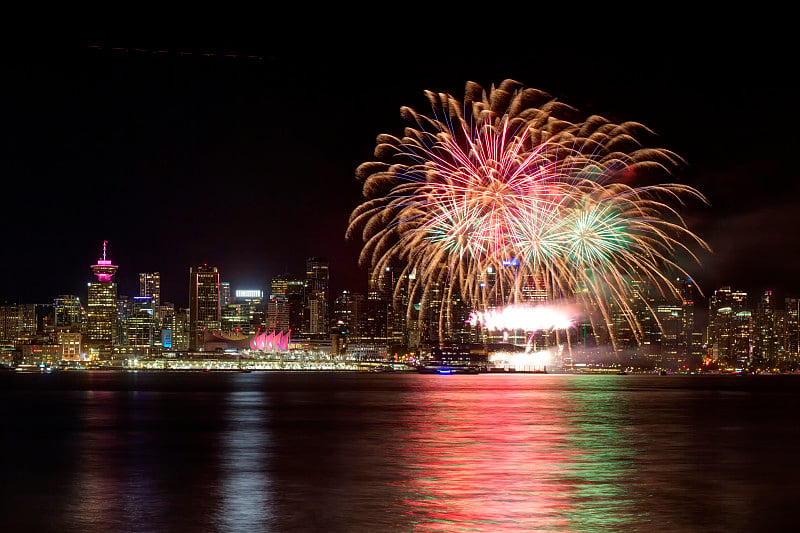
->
[347, 79, 710, 345]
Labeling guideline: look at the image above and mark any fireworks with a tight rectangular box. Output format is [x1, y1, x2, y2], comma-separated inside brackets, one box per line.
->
[347, 79, 709, 345]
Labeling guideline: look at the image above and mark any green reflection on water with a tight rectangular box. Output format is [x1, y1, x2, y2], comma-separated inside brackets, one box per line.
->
[557, 376, 645, 532]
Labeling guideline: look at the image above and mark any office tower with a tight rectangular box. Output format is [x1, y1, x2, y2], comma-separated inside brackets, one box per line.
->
[234, 290, 265, 334]
[266, 294, 290, 334]
[18, 304, 37, 337]
[160, 302, 175, 349]
[707, 286, 748, 368]
[655, 302, 683, 370]
[752, 290, 778, 369]
[0, 300, 19, 344]
[189, 265, 220, 350]
[139, 272, 161, 322]
[785, 297, 799, 359]
[304, 258, 329, 335]
[172, 307, 190, 350]
[332, 290, 363, 337]
[127, 296, 155, 353]
[54, 295, 83, 328]
[220, 282, 231, 306]
[680, 277, 702, 370]
[86, 241, 118, 348]
[116, 296, 132, 346]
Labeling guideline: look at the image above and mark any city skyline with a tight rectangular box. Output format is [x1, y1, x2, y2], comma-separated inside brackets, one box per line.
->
[3, 35, 798, 307]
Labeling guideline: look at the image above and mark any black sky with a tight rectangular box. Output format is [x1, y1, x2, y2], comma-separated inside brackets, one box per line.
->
[3, 30, 798, 309]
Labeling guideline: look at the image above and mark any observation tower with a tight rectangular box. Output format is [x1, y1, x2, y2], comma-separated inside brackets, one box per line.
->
[91, 240, 118, 282]
[86, 240, 118, 348]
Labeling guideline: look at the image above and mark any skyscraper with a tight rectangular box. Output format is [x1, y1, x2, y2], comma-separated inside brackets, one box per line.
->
[127, 296, 155, 354]
[86, 241, 118, 350]
[189, 265, 220, 350]
[304, 258, 329, 335]
[752, 290, 778, 369]
[707, 286, 749, 368]
[139, 272, 161, 319]
[54, 295, 83, 328]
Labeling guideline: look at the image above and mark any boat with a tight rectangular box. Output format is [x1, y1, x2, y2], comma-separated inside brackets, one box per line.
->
[417, 363, 481, 374]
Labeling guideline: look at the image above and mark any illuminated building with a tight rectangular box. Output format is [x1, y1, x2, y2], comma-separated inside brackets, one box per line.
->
[270, 274, 305, 333]
[220, 281, 231, 306]
[116, 296, 131, 346]
[221, 290, 265, 336]
[235, 289, 265, 334]
[57, 331, 82, 360]
[54, 295, 83, 328]
[86, 241, 118, 350]
[127, 296, 155, 354]
[139, 272, 161, 322]
[159, 302, 175, 349]
[18, 304, 37, 337]
[785, 297, 799, 359]
[266, 295, 290, 333]
[707, 286, 748, 367]
[0, 300, 19, 344]
[752, 290, 781, 369]
[189, 265, 220, 350]
[172, 307, 190, 350]
[304, 258, 329, 335]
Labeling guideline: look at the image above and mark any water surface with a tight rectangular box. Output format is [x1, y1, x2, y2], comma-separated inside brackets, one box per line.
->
[1, 371, 797, 532]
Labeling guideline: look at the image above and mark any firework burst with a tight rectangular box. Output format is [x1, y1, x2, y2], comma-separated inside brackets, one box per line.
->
[347, 79, 709, 346]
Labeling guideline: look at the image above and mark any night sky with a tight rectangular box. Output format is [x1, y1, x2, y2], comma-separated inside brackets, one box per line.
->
[4, 31, 798, 310]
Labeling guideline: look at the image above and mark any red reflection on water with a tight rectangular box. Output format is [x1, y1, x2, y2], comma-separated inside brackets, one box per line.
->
[395, 376, 578, 532]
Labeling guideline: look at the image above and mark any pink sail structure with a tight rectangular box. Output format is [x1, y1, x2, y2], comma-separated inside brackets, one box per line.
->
[249, 329, 291, 352]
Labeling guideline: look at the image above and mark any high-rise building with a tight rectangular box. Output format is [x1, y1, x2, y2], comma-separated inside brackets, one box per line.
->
[54, 295, 83, 329]
[189, 265, 220, 350]
[752, 290, 778, 369]
[127, 296, 156, 354]
[304, 258, 329, 335]
[139, 272, 161, 320]
[220, 282, 231, 307]
[18, 304, 37, 338]
[785, 297, 799, 359]
[86, 241, 118, 349]
[234, 290, 265, 335]
[707, 286, 748, 367]
[159, 301, 176, 349]
[680, 277, 702, 370]
[0, 300, 19, 344]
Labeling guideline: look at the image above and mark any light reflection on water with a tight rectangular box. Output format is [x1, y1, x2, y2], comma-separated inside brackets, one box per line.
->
[216, 390, 274, 531]
[0, 372, 799, 532]
[393, 376, 638, 532]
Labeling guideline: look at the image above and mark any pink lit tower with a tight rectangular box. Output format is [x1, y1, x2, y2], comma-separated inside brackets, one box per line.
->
[86, 240, 119, 349]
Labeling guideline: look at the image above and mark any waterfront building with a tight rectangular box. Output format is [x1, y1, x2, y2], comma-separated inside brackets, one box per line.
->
[271, 274, 305, 333]
[785, 297, 799, 359]
[86, 242, 118, 351]
[127, 296, 156, 354]
[752, 290, 778, 369]
[707, 286, 748, 367]
[56, 330, 82, 360]
[221, 302, 249, 335]
[189, 265, 220, 350]
[266, 294, 290, 333]
[172, 307, 190, 350]
[0, 300, 19, 344]
[304, 258, 329, 336]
